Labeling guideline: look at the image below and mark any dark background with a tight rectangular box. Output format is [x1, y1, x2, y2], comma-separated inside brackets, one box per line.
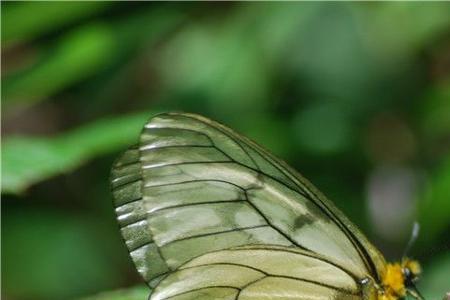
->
[2, 2, 449, 300]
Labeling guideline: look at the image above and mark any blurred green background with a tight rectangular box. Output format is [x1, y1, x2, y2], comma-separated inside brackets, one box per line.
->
[2, 2, 449, 300]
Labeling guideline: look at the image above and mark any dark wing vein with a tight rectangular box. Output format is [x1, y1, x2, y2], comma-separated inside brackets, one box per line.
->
[180, 262, 356, 295]
[169, 113, 382, 279]
[178, 114, 377, 277]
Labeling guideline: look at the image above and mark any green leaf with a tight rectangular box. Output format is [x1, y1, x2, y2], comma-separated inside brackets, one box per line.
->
[1, 112, 151, 194]
[80, 286, 149, 300]
[3, 7, 185, 108]
[1, 2, 109, 44]
[3, 23, 116, 105]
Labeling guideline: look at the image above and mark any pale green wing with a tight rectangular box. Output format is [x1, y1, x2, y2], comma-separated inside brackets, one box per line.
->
[110, 112, 386, 296]
[111, 146, 171, 288]
[150, 245, 364, 300]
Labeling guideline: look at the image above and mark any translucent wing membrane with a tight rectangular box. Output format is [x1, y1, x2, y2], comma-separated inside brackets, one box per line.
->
[111, 146, 171, 287]
[151, 245, 361, 300]
[110, 112, 385, 299]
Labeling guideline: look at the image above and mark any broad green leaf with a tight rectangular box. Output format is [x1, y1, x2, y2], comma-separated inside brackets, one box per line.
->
[3, 7, 185, 108]
[81, 286, 149, 300]
[3, 23, 116, 105]
[1, 112, 151, 194]
[1, 2, 109, 43]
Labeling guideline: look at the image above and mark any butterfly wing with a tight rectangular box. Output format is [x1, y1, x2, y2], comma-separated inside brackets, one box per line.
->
[110, 112, 385, 297]
[150, 245, 362, 300]
[111, 145, 171, 288]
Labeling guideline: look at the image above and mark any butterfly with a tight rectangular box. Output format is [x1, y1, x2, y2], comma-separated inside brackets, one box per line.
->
[110, 112, 423, 300]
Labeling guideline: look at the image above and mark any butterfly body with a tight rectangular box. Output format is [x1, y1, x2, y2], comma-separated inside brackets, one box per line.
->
[110, 113, 421, 300]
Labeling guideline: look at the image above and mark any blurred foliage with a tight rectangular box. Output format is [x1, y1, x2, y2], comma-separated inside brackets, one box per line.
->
[2, 112, 151, 194]
[1, 2, 109, 43]
[1, 2, 449, 300]
[81, 286, 148, 300]
[3, 210, 126, 299]
[419, 253, 450, 300]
